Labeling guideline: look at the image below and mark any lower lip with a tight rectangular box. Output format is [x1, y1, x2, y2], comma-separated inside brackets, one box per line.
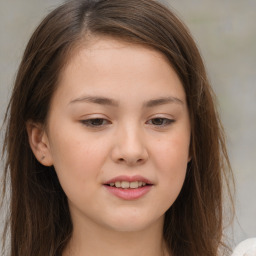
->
[104, 185, 152, 200]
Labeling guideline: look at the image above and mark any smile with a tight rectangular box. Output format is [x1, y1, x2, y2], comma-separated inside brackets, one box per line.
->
[104, 175, 153, 200]
[108, 181, 147, 189]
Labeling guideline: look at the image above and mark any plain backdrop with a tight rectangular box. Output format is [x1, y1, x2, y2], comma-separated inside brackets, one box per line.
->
[1, 0, 255, 249]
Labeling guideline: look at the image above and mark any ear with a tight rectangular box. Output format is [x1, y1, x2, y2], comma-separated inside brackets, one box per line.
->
[26, 121, 53, 166]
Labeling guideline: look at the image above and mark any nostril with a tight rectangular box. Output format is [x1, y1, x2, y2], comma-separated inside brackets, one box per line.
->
[117, 157, 144, 165]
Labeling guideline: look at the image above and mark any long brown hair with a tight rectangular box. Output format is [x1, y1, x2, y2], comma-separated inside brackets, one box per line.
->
[1, 0, 234, 255]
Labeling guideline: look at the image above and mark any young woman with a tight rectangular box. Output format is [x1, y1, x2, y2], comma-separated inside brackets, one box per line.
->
[1, 0, 234, 255]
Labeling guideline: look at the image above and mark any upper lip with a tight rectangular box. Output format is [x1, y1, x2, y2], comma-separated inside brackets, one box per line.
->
[104, 175, 153, 185]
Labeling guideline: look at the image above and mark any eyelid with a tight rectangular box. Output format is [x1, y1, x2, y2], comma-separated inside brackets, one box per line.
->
[146, 116, 175, 127]
[78, 114, 175, 128]
[80, 117, 112, 128]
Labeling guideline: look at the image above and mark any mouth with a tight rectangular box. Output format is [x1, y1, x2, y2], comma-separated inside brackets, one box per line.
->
[106, 181, 148, 189]
[103, 175, 153, 200]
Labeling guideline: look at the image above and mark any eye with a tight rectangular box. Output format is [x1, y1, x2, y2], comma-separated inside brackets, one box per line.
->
[80, 118, 111, 127]
[147, 118, 175, 126]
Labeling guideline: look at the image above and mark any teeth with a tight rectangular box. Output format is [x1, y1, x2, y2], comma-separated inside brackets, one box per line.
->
[130, 181, 139, 188]
[121, 181, 129, 189]
[115, 181, 121, 188]
[110, 181, 147, 188]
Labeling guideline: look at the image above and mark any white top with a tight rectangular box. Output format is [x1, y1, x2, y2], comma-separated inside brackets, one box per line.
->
[232, 238, 256, 256]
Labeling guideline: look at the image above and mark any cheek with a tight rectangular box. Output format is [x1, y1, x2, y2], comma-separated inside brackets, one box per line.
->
[48, 129, 109, 192]
[151, 131, 190, 194]
[157, 145, 188, 190]
[153, 131, 190, 169]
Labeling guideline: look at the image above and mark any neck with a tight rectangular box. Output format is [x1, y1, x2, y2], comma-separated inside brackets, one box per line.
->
[63, 215, 170, 256]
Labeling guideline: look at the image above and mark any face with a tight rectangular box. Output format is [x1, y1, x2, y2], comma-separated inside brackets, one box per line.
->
[38, 37, 191, 232]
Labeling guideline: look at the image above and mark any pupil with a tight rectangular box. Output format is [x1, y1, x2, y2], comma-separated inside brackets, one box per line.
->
[92, 119, 103, 125]
[153, 118, 163, 125]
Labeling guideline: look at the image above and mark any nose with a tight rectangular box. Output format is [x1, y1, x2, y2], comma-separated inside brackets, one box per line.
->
[111, 124, 149, 166]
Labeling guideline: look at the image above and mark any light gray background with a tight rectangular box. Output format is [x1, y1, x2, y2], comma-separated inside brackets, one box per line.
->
[1, 0, 255, 249]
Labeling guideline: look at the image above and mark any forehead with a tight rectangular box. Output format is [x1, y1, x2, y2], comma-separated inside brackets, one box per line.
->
[61, 35, 174, 77]
[66, 36, 170, 71]
[54, 36, 186, 105]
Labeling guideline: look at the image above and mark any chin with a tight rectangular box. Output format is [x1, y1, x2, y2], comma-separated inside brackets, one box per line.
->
[103, 212, 164, 233]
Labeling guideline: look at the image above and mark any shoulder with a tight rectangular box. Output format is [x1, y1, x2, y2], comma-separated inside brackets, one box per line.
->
[232, 238, 256, 256]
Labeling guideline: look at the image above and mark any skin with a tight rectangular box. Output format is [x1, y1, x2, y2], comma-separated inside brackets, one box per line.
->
[27, 37, 191, 256]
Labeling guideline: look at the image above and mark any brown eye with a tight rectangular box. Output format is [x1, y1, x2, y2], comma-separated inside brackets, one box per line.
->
[147, 118, 175, 126]
[81, 118, 110, 127]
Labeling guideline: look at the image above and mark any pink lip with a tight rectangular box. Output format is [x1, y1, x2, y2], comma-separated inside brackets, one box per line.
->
[104, 185, 152, 200]
[103, 175, 153, 200]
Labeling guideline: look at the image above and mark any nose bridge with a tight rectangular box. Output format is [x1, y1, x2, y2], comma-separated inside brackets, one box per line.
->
[121, 123, 143, 151]
[112, 121, 148, 165]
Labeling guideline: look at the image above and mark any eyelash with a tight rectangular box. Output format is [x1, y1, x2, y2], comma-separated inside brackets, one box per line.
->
[146, 118, 175, 127]
[80, 117, 175, 128]
[80, 118, 111, 127]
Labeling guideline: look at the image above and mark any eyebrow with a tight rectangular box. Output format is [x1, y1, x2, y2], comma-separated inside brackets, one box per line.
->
[143, 97, 184, 107]
[69, 96, 119, 106]
[69, 95, 184, 107]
